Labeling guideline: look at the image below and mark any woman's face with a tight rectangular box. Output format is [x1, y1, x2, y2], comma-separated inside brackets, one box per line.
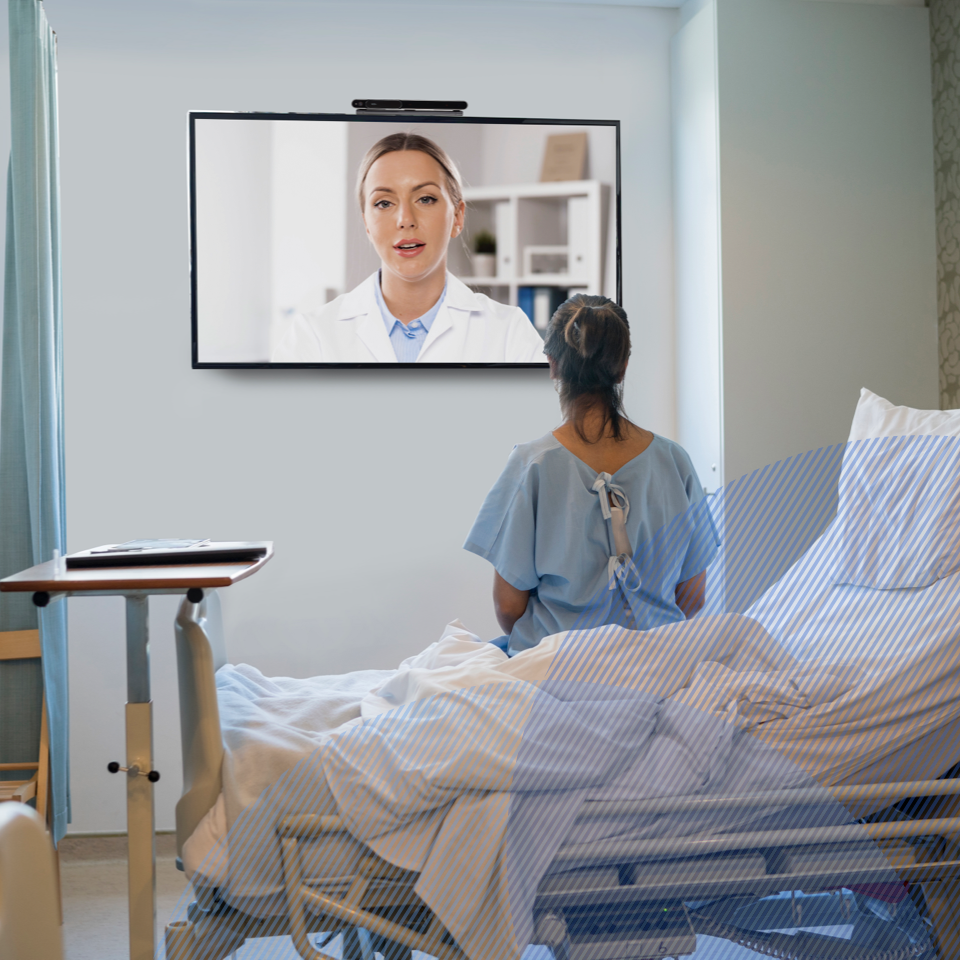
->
[362, 150, 465, 285]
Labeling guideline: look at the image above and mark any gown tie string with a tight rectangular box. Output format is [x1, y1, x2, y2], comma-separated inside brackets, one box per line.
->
[592, 473, 641, 591]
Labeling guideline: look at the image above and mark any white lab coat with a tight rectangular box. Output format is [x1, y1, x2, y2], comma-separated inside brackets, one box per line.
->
[271, 271, 547, 364]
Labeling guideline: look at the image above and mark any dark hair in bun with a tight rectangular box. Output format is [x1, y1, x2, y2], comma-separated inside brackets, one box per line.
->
[543, 294, 631, 442]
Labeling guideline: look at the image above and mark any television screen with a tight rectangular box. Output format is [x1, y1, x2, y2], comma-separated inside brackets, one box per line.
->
[189, 113, 620, 367]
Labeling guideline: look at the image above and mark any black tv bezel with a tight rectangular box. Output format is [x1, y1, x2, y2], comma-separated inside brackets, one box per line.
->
[188, 112, 622, 370]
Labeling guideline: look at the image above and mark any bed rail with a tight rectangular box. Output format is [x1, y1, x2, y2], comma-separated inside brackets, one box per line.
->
[578, 778, 960, 819]
[554, 816, 960, 866]
[174, 591, 226, 858]
[279, 778, 960, 841]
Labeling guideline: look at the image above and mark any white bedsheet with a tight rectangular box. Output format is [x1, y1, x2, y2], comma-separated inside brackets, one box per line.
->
[184, 620, 515, 885]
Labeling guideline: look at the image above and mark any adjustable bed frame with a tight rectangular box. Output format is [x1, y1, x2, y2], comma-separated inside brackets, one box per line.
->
[164, 593, 960, 960]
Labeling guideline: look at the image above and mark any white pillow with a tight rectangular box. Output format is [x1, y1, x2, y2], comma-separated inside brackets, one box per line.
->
[833, 389, 960, 590]
[848, 387, 960, 441]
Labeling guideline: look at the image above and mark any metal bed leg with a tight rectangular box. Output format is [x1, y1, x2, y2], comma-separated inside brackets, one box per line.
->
[165, 920, 199, 960]
[281, 836, 329, 960]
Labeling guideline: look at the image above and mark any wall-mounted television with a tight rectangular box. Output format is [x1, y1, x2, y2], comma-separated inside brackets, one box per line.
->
[189, 113, 620, 368]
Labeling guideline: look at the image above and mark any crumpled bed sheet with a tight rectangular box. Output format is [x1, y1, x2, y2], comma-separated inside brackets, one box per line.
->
[178, 608, 960, 960]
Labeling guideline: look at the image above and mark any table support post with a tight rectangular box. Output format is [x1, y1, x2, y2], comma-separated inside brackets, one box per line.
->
[125, 596, 156, 960]
[126, 595, 151, 703]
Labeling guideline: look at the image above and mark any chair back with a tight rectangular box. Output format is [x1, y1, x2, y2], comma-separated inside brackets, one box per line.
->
[0, 630, 48, 819]
[0, 802, 63, 960]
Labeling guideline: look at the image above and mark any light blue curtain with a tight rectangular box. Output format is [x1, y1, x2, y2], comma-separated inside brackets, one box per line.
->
[0, 0, 67, 841]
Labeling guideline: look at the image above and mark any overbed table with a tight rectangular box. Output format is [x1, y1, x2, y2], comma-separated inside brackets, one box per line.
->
[0, 546, 273, 960]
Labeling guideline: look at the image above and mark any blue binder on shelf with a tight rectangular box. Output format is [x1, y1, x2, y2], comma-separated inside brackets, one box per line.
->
[519, 286, 569, 331]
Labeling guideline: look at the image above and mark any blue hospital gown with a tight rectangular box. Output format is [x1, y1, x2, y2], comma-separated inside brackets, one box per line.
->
[464, 433, 720, 655]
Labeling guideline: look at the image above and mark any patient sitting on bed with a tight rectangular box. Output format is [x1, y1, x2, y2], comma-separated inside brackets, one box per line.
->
[464, 295, 719, 657]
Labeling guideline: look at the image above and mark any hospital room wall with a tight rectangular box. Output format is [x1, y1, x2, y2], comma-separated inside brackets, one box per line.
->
[720, 0, 938, 482]
[675, 0, 939, 488]
[21, 0, 679, 833]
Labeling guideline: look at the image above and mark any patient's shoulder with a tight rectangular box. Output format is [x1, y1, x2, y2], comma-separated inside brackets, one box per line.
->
[646, 436, 707, 500]
[653, 435, 698, 473]
[495, 434, 566, 485]
[509, 433, 565, 465]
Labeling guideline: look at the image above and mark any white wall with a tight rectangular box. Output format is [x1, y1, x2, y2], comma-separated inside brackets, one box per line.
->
[270, 120, 349, 352]
[195, 118, 350, 362]
[672, 3, 722, 492]
[675, 0, 938, 486]
[720, 0, 938, 482]
[31, 0, 678, 833]
[194, 119, 274, 363]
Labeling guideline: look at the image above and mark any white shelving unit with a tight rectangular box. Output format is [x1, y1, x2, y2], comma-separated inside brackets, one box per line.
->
[453, 180, 609, 307]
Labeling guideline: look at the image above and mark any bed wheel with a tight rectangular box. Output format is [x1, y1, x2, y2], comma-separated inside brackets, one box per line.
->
[535, 911, 570, 960]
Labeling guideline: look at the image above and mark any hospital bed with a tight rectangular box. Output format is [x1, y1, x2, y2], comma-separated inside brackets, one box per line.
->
[163, 591, 960, 960]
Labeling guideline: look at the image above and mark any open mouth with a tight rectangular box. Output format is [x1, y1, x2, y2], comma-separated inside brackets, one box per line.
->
[394, 240, 426, 257]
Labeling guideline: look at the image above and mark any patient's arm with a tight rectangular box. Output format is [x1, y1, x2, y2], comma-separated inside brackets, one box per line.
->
[675, 571, 706, 619]
[494, 571, 530, 635]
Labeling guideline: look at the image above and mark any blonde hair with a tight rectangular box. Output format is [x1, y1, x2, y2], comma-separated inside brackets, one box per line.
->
[356, 132, 464, 211]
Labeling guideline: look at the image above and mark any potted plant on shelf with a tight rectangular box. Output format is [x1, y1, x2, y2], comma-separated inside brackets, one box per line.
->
[472, 230, 497, 278]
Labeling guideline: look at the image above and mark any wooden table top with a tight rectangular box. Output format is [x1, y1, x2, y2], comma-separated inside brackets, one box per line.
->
[0, 543, 273, 593]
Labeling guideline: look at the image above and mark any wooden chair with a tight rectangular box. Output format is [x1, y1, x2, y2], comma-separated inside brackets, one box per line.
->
[0, 629, 49, 822]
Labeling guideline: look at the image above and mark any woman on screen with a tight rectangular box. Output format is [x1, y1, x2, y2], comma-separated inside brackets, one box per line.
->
[271, 133, 546, 364]
[464, 295, 719, 655]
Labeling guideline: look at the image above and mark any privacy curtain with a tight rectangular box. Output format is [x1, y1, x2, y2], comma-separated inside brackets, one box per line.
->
[0, 0, 67, 841]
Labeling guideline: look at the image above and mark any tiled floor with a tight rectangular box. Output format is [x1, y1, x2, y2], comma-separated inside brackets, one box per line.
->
[60, 835, 347, 959]
[60, 834, 190, 960]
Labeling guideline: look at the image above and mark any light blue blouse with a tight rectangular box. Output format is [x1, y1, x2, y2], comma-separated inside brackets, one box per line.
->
[464, 433, 720, 655]
[374, 272, 447, 363]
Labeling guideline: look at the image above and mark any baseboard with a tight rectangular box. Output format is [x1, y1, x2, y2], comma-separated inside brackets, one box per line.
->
[59, 831, 177, 861]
